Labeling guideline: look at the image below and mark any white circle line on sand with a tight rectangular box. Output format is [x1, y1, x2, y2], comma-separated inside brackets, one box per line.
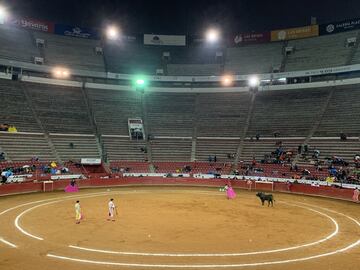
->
[0, 237, 17, 248]
[68, 195, 339, 257]
[295, 202, 360, 227]
[0, 192, 110, 247]
[47, 239, 360, 268]
[12, 190, 146, 241]
[12, 189, 338, 255]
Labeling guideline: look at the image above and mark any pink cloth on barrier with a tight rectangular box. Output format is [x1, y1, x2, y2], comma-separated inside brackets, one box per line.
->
[65, 185, 79, 193]
[353, 189, 359, 202]
[226, 187, 236, 199]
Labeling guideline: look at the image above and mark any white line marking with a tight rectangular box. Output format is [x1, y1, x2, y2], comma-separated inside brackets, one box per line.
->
[69, 201, 339, 257]
[0, 237, 17, 248]
[12, 190, 154, 241]
[47, 240, 360, 268]
[296, 202, 360, 227]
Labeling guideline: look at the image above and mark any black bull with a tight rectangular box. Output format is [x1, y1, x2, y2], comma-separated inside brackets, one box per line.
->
[256, 192, 275, 207]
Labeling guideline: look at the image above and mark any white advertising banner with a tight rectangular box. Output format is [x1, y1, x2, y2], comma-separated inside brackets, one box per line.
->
[80, 158, 101, 165]
[144, 34, 186, 46]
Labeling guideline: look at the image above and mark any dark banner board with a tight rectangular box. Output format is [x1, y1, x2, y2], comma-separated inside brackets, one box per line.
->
[54, 24, 100, 39]
[232, 32, 270, 45]
[320, 18, 360, 35]
[8, 17, 54, 33]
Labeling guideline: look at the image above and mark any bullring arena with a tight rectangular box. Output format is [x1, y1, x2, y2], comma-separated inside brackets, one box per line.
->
[2, 2, 360, 270]
[1, 180, 359, 270]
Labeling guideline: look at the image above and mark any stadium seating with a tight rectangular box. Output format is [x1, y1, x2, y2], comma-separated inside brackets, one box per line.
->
[109, 161, 150, 173]
[240, 138, 303, 162]
[32, 31, 105, 72]
[152, 161, 232, 174]
[307, 138, 360, 162]
[167, 64, 222, 76]
[0, 24, 40, 63]
[197, 92, 251, 137]
[87, 88, 142, 135]
[247, 88, 331, 137]
[195, 139, 239, 162]
[101, 135, 147, 161]
[0, 132, 55, 161]
[146, 92, 195, 137]
[285, 31, 358, 71]
[25, 82, 94, 134]
[104, 43, 162, 74]
[315, 85, 360, 136]
[0, 79, 41, 132]
[225, 43, 283, 74]
[165, 46, 220, 64]
[50, 134, 100, 161]
[151, 138, 192, 161]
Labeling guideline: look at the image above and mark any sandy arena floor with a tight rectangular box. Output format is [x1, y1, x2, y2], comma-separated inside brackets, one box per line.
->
[0, 186, 359, 270]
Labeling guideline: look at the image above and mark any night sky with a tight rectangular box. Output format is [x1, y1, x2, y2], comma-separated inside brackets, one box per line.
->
[6, 0, 360, 35]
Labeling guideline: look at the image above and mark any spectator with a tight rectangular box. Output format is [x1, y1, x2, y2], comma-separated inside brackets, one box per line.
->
[0, 124, 9, 131]
[61, 166, 69, 173]
[0, 152, 5, 161]
[255, 133, 260, 141]
[303, 144, 309, 153]
[313, 149, 320, 159]
[340, 132, 347, 141]
[1, 169, 13, 183]
[7, 125, 17, 133]
[50, 161, 57, 168]
[252, 157, 257, 167]
[298, 145, 302, 154]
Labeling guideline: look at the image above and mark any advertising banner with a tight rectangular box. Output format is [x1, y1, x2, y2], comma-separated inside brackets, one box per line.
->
[144, 34, 186, 46]
[80, 158, 101, 165]
[320, 18, 360, 35]
[8, 17, 54, 33]
[271, 25, 319, 41]
[233, 32, 270, 45]
[54, 24, 100, 39]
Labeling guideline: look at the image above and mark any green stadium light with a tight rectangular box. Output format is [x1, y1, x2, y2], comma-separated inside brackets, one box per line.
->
[133, 76, 147, 92]
[136, 79, 145, 86]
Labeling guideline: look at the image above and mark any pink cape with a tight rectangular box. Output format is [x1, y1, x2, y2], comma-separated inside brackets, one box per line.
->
[65, 185, 79, 193]
[226, 187, 236, 199]
[353, 189, 359, 202]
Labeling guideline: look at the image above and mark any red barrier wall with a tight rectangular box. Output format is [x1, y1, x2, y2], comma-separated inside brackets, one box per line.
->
[0, 177, 356, 202]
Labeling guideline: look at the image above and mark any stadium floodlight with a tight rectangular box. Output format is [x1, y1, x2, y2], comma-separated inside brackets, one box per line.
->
[221, 75, 233, 87]
[206, 28, 220, 43]
[133, 76, 147, 92]
[52, 67, 70, 79]
[0, 5, 8, 23]
[248, 76, 260, 87]
[136, 79, 145, 86]
[106, 25, 119, 40]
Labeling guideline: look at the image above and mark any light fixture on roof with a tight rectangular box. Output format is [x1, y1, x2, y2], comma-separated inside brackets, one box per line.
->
[52, 67, 70, 79]
[136, 79, 145, 86]
[205, 28, 220, 43]
[0, 5, 8, 24]
[106, 25, 119, 40]
[248, 76, 260, 87]
[221, 75, 233, 87]
[133, 76, 147, 92]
